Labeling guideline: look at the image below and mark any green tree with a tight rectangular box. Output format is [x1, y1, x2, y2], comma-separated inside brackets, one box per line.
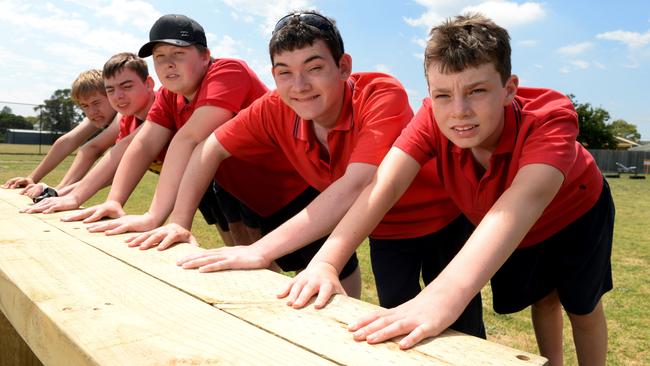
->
[609, 119, 641, 142]
[567, 94, 617, 149]
[34, 89, 82, 134]
[0, 106, 33, 141]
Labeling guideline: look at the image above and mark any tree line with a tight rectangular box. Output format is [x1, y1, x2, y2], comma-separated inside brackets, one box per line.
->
[0, 89, 642, 148]
[0, 89, 82, 141]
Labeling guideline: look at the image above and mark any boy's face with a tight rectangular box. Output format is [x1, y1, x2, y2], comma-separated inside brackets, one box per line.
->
[104, 68, 153, 119]
[152, 44, 209, 101]
[426, 62, 517, 152]
[272, 39, 351, 128]
[77, 92, 116, 128]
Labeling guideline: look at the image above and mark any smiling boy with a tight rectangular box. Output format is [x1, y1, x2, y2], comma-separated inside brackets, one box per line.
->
[21, 53, 156, 214]
[285, 14, 613, 365]
[62, 14, 269, 247]
[3, 70, 120, 198]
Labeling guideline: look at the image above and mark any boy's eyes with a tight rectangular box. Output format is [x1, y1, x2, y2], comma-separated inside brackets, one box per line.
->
[470, 88, 486, 94]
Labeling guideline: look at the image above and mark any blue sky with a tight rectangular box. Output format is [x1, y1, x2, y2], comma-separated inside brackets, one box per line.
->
[1, 0, 649, 138]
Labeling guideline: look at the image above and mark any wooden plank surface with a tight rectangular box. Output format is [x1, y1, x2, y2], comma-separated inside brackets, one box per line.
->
[0, 191, 336, 366]
[0, 189, 548, 365]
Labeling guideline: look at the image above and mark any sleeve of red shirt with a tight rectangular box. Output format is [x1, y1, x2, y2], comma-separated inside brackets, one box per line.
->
[347, 74, 414, 165]
[393, 97, 438, 166]
[516, 90, 579, 178]
[194, 59, 254, 113]
[215, 94, 281, 159]
[145, 89, 176, 131]
[114, 115, 129, 142]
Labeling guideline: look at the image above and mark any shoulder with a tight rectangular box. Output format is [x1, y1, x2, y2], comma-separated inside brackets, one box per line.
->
[516, 87, 577, 122]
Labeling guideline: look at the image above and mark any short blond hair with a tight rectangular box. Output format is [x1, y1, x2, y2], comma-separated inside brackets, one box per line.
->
[70, 69, 106, 103]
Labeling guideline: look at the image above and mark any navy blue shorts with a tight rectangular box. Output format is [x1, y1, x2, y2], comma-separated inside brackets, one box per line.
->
[259, 186, 359, 279]
[491, 178, 614, 315]
[197, 181, 260, 232]
[369, 215, 485, 338]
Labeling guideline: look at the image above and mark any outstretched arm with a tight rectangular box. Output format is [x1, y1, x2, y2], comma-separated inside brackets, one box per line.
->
[350, 163, 564, 349]
[61, 122, 171, 223]
[123, 134, 231, 250]
[279, 148, 421, 308]
[86, 106, 235, 235]
[54, 114, 120, 189]
[3, 118, 100, 189]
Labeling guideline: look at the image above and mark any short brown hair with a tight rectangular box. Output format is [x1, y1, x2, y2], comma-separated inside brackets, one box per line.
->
[269, 10, 344, 66]
[102, 52, 149, 82]
[70, 69, 106, 103]
[424, 13, 511, 85]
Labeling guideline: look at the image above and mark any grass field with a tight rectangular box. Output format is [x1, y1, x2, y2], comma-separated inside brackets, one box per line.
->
[0, 143, 648, 365]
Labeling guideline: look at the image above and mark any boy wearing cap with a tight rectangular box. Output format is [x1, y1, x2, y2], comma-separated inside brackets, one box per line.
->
[3, 70, 120, 199]
[63, 14, 269, 247]
[21, 53, 157, 215]
[286, 13, 613, 364]
[126, 11, 484, 327]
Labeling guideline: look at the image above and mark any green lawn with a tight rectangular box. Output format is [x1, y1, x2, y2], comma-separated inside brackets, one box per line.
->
[1, 143, 648, 365]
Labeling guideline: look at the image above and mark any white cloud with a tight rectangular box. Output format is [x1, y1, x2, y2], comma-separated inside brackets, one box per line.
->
[212, 35, 242, 58]
[413, 52, 424, 61]
[462, 1, 546, 28]
[375, 64, 392, 74]
[518, 39, 538, 47]
[594, 61, 606, 69]
[221, 0, 316, 34]
[80, 28, 145, 54]
[534, 64, 543, 69]
[404, 1, 546, 31]
[571, 60, 589, 69]
[44, 42, 107, 68]
[0, 1, 90, 37]
[596, 29, 650, 49]
[557, 42, 593, 55]
[412, 37, 428, 49]
[559, 66, 570, 74]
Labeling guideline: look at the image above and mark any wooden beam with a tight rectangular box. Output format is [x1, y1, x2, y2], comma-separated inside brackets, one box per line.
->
[1, 189, 548, 365]
[0, 191, 336, 366]
[0, 310, 43, 366]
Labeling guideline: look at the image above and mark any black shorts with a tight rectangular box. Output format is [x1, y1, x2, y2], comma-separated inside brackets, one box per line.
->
[491, 178, 614, 315]
[259, 186, 359, 279]
[369, 215, 485, 338]
[197, 181, 260, 231]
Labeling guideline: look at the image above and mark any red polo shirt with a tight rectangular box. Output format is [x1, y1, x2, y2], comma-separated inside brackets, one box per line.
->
[395, 87, 603, 247]
[115, 114, 141, 142]
[146, 58, 268, 131]
[144, 58, 307, 215]
[216, 72, 460, 238]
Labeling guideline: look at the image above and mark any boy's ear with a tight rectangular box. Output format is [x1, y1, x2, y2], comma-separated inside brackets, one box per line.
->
[202, 48, 212, 66]
[503, 74, 519, 105]
[145, 75, 155, 90]
[338, 53, 352, 80]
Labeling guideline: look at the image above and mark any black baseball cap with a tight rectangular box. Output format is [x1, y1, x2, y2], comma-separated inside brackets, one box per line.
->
[138, 14, 207, 57]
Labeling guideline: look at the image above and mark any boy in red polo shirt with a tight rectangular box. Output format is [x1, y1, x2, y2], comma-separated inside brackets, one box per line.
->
[21, 53, 156, 215]
[3, 70, 120, 199]
[285, 13, 613, 365]
[127, 12, 485, 336]
[61, 14, 269, 247]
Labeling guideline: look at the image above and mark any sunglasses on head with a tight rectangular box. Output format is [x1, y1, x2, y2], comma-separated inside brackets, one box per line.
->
[272, 11, 344, 53]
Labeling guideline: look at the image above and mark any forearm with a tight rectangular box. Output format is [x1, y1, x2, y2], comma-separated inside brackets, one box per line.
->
[29, 138, 79, 183]
[314, 149, 420, 273]
[68, 146, 125, 205]
[255, 164, 376, 262]
[148, 135, 202, 224]
[423, 164, 564, 307]
[168, 136, 228, 229]
[106, 142, 156, 205]
[55, 146, 102, 188]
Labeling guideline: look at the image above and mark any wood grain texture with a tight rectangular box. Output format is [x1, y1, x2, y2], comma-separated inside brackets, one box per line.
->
[0, 188, 547, 365]
[0, 311, 43, 366]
